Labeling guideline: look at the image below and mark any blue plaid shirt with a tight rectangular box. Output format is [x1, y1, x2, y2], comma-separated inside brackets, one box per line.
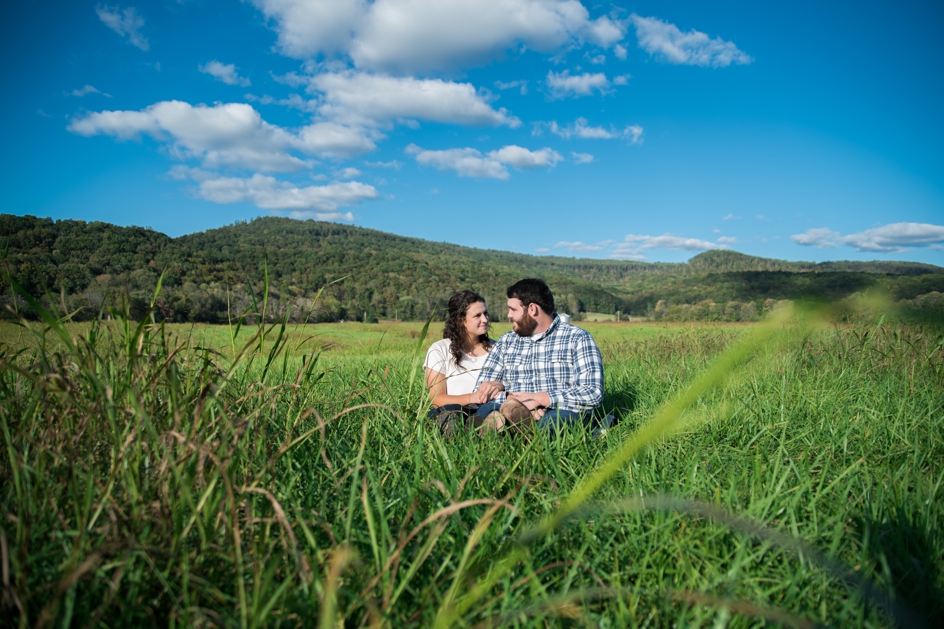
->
[474, 315, 604, 413]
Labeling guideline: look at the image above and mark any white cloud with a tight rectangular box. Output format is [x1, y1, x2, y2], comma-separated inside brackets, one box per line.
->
[613, 43, 627, 59]
[334, 167, 362, 179]
[543, 117, 643, 143]
[611, 233, 728, 260]
[555, 241, 604, 252]
[68, 100, 377, 170]
[571, 151, 594, 164]
[295, 121, 380, 159]
[791, 228, 841, 248]
[406, 143, 561, 179]
[407, 144, 509, 179]
[723, 213, 741, 220]
[792, 223, 944, 252]
[69, 85, 111, 97]
[489, 145, 562, 169]
[37, 109, 51, 117]
[199, 61, 251, 87]
[173, 167, 377, 217]
[96, 5, 149, 51]
[495, 79, 528, 95]
[251, 0, 625, 74]
[546, 70, 610, 98]
[717, 236, 738, 244]
[308, 71, 520, 128]
[843, 223, 944, 252]
[587, 54, 606, 65]
[612, 74, 630, 85]
[630, 14, 752, 67]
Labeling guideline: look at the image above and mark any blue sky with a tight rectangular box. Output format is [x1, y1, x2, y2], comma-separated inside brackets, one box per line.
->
[3, 0, 943, 264]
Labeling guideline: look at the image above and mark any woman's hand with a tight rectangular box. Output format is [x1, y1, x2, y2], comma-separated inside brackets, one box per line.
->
[474, 380, 504, 403]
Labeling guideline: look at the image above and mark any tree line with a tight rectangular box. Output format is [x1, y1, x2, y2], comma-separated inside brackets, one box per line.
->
[2, 213, 942, 324]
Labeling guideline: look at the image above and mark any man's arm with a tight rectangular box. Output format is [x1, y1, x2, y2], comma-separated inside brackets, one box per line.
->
[474, 338, 507, 398]
[545, 332, 604, 410]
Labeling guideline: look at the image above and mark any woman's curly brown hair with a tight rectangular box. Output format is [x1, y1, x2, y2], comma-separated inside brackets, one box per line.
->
[443, 290, 492, 366]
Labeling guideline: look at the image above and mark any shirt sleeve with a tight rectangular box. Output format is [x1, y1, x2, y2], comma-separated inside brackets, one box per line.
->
[474, 337, 506, 391]
[546, 331, 604, 411]
[423, 341, 449, 374]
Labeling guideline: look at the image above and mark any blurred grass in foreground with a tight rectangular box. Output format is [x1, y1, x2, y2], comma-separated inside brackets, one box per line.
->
[0, 291, 942, 628]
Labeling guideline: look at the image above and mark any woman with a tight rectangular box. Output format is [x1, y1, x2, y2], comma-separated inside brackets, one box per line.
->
[423, 290, 503, 436]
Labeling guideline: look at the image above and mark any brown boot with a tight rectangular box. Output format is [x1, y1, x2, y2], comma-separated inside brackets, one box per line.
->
[478, 411, 506, 434]
[500, 398, 534, 434]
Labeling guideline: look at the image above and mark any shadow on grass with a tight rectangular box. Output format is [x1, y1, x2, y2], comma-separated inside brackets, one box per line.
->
[857, 505, 944, 627]
[601, 383, 638, 426]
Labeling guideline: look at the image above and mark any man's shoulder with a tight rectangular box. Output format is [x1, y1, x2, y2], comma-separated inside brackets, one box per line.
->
[555, 322, 597, 343]
[494, 331, 519, 346]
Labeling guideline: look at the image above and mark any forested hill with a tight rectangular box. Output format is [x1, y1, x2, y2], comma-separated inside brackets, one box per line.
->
[2, 213, 943, 323]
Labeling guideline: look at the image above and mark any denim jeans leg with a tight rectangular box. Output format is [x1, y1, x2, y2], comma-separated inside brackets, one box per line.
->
[536, 409, 586, 432]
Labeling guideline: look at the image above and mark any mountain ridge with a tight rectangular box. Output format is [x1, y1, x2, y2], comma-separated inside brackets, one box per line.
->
[2, 213, 942, 322]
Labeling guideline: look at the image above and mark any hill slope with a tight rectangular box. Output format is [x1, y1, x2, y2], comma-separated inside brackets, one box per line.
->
[2, 213, 942, 322]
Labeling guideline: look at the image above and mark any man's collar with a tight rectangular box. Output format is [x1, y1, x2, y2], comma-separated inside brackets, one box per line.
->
[529, 313, 560, 342]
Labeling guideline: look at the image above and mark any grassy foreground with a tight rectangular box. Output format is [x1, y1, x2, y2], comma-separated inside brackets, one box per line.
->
[0, 309, 942, 628]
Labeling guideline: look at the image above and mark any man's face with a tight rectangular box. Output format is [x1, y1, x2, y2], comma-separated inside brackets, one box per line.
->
[507, 298, 537, 336]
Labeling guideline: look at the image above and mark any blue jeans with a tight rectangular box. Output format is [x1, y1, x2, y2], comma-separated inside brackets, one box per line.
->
[474, 401, 588, 432]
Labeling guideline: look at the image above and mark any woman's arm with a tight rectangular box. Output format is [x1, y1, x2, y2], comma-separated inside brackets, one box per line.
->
[425, 368, 497, 406]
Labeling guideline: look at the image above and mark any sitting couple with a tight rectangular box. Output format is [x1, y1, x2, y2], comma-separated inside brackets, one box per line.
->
[423, 278, 603, 436]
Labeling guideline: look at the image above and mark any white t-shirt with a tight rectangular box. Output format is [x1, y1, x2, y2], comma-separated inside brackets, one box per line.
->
[423, 338, 489, 396]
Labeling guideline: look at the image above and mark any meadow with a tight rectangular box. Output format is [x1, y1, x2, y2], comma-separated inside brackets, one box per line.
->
[0, 302, 942, 628]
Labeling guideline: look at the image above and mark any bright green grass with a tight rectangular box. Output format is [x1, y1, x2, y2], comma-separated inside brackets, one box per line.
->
[0, 310, 941, 628]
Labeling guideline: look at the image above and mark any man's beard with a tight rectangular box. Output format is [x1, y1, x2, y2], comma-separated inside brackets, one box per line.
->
[512, 311, 538, 336]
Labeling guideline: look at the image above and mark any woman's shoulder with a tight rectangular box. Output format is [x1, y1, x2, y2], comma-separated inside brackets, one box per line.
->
[424, 338, 452, 360]
[428, 338, 451, 352]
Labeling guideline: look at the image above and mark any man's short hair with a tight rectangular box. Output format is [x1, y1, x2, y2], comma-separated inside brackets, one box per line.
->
[507, 278, 555, 315]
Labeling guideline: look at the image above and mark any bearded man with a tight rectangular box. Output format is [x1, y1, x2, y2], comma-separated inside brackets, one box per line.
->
[472, 278, 604, 432]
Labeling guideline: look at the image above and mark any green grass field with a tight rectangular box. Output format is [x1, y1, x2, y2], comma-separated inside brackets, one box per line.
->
[0, 309, 941, 628]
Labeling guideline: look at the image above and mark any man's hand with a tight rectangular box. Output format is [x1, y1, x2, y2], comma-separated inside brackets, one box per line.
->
[474, 381, 505, 403]
[508, 391, 551, 410]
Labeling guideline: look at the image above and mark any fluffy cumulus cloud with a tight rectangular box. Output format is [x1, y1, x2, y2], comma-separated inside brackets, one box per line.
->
[545, 70, 611, 98]
[540, 118, 643, 143]
[67, 100, 380, 171]
[791, 227, 842, 248]
[171, 167, 378, 218]
[611, 234, 728, 260]
[308, 72, 520, 128]
[251, 0, 624, 74]
[333, 167, 362, 179]
[406, 143, 562, 179]
[630, 14, 752, 67]
[571, 151, 593, 164]
[792, 223, 944, 252]
[199, 61, 251, 87]
[96, 4, 149, 51]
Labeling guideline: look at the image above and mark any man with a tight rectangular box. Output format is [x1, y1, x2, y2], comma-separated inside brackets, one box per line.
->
[473, 278, 604, 431]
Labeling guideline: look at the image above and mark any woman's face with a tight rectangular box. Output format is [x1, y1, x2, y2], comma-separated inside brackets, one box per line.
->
[463, 301, 489, 338]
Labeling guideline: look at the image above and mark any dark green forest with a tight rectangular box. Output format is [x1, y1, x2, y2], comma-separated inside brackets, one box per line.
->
[2, 213, 942, 323]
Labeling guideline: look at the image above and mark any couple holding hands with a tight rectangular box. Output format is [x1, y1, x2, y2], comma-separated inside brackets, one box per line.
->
[423, 278, 604, 436]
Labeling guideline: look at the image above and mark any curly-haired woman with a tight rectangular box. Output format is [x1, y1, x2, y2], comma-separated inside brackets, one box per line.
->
[423, 290, 503, 436]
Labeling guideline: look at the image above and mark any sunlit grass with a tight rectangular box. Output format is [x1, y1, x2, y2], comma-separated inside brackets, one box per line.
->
[0, 282, 941, 628]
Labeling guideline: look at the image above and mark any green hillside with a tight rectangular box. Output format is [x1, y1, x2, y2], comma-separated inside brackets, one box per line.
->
[1, 213, 942, 323]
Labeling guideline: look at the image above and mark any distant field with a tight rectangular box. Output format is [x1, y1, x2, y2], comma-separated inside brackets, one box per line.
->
[0, 318, 738, 358]
[1, 313, 941, 627]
